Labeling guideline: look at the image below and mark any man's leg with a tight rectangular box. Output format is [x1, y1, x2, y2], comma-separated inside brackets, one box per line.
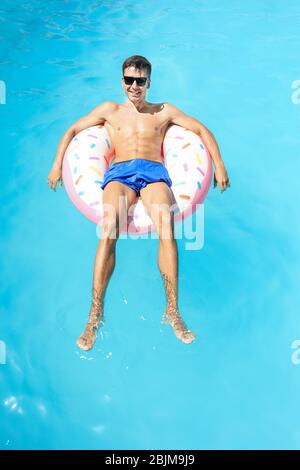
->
[140, 182, 195, 344]
[76, 181, 138, 350]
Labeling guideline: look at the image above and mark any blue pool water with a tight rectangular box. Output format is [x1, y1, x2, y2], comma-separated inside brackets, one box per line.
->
[1, 0, 300, 450]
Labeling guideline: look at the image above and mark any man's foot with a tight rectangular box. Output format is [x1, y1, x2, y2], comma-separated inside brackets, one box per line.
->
[76, 319, 103, 351]
[76, 287, 104, 351]
[162, 308, 196, 344]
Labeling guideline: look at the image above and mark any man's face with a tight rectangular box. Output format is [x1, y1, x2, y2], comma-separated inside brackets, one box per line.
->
[122, 66, 150, 102]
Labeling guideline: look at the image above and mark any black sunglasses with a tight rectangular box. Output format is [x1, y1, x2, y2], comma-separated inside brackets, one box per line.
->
[123, 76, 148, 86]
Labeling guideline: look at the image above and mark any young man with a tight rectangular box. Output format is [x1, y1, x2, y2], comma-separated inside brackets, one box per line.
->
[48, 55, 230, 349]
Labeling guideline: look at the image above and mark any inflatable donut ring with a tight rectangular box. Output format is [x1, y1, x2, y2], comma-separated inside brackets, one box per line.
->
[62, 124, 212, 234]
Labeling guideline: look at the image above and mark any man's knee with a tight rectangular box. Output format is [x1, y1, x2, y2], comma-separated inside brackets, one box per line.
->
[101, 200, 128, 239]
[151, 204, 175, 240]
[102, 212, 128, 240]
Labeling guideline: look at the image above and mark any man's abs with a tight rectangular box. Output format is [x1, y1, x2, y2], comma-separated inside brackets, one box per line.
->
[104, 102, 170, 165]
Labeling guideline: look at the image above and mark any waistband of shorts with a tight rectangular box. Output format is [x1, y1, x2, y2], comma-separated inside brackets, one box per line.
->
[110, 158, 164, 166]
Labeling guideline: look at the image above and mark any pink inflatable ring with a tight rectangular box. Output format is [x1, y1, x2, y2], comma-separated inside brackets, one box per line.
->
[62, 124, 212, 234]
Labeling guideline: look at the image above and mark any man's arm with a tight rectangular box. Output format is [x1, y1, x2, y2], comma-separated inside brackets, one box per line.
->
[165, 103, 223, 166]
[48, 101, 115, 191]
[165, 103, 230, 192]
[53, 101, 115, 169]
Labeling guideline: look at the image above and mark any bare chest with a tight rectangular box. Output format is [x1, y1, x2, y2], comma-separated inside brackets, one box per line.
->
[105, 104, 169, 143]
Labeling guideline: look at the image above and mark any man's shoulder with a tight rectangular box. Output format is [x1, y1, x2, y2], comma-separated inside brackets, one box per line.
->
[100, 100, 118, 111]
[91, 101, 118, 117]
[163, 102, 180, 110]
[163, 102, 181, 117]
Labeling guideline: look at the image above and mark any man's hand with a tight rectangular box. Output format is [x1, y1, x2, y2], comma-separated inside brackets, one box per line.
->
[213, 161, 230, 193]
[48, 161, 63, 191]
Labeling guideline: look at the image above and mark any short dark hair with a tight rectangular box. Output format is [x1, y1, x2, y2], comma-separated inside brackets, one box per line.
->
[122, 55, 152, 78]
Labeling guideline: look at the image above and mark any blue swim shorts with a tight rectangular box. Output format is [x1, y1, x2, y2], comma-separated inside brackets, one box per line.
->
[101, 158, 173, 197]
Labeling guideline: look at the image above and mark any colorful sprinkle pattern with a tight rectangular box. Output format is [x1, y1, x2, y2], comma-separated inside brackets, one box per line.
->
[64, 124, 211, 232]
